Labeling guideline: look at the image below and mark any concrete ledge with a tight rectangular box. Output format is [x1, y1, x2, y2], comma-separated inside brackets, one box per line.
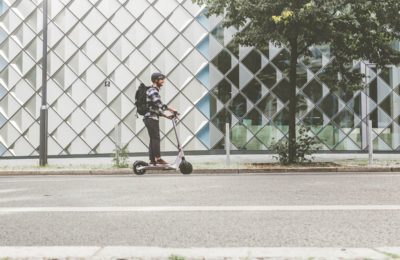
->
[0, 167, 400, 176]
[338, 167, 392, 172]
[0, 246, 397, 259]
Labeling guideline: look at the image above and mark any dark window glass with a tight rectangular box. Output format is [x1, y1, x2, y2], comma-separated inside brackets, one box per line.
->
[211, 25, 224, 44]
[257, 64, 277, 88]
[302, 47, 322, 73]
[334, 109, 355, 128]
[271, 49, 290, 75]
[369, 79, 378, 104]
[380, 95, 392, 116]
[242, 79, 262, 104]
[229, 94, 247, 118]
[350, 94, 362, 117]
[296, 94, 308, 118]
[212, 108, 231, 132]
[212, 79, 232, 104]
[303, 80, 323, 102]
[274, 109, 289, 125]
[303, 108, 323, 126]
[212, 50, 232, 74]
[319, 93, 339, 117]
[257, 94, 277, 118]
[227, 65, 239, 87]
[317, 63, 338, 88]
[227, 41, 239, 58]
[242, 50, 261, 74]
[394, 85, 400, 95]
[272, 79, 290, 103]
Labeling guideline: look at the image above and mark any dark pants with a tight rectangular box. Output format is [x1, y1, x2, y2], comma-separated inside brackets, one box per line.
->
[144, 118, 160, 163]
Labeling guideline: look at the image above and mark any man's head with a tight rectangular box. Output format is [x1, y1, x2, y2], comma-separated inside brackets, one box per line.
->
[151, 72, 166, 88]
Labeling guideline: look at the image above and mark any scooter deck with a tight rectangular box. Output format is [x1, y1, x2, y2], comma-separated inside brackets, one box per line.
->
[139, 164, 177, 171]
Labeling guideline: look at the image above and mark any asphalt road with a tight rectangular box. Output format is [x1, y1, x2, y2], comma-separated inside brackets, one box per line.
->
[0, 173, 400, 248]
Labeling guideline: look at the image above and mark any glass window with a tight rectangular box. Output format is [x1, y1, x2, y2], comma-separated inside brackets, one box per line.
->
[303, 108, 324, 133]
[303, 80, 323, 103]
[378, 123, 400, 150]
[256, 123, 286, 147]
[257, 94, 277, 118]
[227, 65, 239, 87]
[272, 79, 290, 103]
[212, 108, 232, 133]
[334, 109, 356, 129]
[273, 108, 289, 134]
[242, 49, 261, 74]
[379, 95, 392, 117]
[302, 46, 322, 73]
[231, 124, 247, 149]
[257, 63, 277, 88]
[212, 50, 232, 74]
[212, 79, 232, 104]
[296, 94, 308, 119]
[243, 108, 266, 134]
[226, 40, 239, 58]
[317, 63, 339, 88]
[245, 137, 264, 150]
[229, 93, 247, 118]
[211, 24, 224, 44]
[242, 79, 262, 104]
[271, 49, 290, 75]
[319, 92, 339, 117]
[317, 123, 345, 149]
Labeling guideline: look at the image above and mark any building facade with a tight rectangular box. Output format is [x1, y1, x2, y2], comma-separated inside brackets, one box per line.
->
[0, 0, 399, 157]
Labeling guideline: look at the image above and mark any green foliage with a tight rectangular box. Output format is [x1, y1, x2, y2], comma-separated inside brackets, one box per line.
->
[112, 146, 129, 168]
[194, 0, 400, 87]
[194, 0, 400, 163]
[169, 255, 185, 260]
[270, 126, 319, 165]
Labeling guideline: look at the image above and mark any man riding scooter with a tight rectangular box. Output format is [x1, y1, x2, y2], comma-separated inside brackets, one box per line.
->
[133, 73, 192, 175]
[144, 72, 178, 166]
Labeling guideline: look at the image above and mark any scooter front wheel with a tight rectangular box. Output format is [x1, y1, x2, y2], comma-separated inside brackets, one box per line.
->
[133, 161, 148, 175]
[179, 160, 193, 174]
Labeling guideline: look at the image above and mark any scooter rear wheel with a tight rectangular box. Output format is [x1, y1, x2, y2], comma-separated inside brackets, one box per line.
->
[133, 161, 148, 175]
[179, 160, 193, 174]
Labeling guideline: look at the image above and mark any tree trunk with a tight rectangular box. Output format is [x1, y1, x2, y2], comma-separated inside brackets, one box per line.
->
[288, 41, 298, 164]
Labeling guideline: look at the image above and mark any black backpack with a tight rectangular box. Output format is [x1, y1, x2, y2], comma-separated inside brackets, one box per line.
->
[135, 83, 150, 116]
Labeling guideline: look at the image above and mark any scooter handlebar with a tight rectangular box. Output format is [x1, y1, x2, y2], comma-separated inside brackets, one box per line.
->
[163, 111, 180, 120]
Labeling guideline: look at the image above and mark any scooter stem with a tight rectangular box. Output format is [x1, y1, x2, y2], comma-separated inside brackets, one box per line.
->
[172, 117, 182, 150]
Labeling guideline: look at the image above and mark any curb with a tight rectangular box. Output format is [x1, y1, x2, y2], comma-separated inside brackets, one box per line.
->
[0, 246, 398, 259]
[0, 167, 399, 176]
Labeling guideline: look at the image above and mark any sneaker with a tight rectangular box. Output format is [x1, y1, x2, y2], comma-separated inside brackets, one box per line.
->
[156, 158, 169, 165]
[149, 161, 156, 166]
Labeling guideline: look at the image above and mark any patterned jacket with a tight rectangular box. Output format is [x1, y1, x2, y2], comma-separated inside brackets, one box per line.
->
[144, 85, 168, 120]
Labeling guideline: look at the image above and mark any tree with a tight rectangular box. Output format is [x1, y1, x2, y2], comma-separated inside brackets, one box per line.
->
[193, 0, 400, 163]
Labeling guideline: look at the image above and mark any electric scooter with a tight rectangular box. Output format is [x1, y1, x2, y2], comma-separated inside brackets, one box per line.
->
[133, 111, 193, 175]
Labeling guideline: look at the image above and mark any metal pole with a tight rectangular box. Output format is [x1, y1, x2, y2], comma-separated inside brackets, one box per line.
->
[114, 124, 120, 164]
[225, 123, 230, 167]
[364, 62, 375, 166]
[368, 119, 373, 165]
[39, 0, 48, 166]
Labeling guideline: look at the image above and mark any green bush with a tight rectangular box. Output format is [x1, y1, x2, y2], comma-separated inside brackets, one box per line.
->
[112, 146, 129, 168]
[270, 126, 319, 165]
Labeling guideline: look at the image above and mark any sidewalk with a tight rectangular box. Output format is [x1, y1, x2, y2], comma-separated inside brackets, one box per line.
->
[0, 154, 399, 175]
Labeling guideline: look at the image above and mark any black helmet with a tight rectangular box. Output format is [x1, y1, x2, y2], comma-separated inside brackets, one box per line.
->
[151, 72, 166, 82]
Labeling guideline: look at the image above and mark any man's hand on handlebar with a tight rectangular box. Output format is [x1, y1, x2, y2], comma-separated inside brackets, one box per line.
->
[164, 110, 180, 119]
[168, 107, 177, 113]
